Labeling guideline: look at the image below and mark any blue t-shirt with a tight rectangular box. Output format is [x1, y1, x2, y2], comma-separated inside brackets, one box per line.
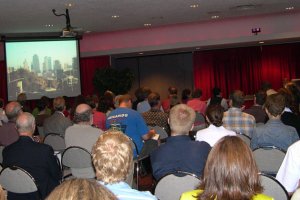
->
[106, 107, 149, 157]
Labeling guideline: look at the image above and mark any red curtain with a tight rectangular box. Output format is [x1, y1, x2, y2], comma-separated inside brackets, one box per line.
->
[0, 60, 7, 103]
[80, 55, 110, 96]
[194, 43, 300, 99]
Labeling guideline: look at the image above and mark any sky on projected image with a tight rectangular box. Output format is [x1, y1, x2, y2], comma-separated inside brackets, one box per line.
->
[6, 40, 81, 101]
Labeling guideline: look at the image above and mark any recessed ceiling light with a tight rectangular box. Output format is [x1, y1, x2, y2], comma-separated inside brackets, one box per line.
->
[44, 24, 54, 27]
[190, 4, 199, 8]
[112, 15, 119, 18]
[211, 15, 219, 19]
[139, 52, 144, 55]
[144, 23, 151, 27]
[65, 3, 73, 7]
[259, 41, 264, 44]
[285, 6, 294, 10]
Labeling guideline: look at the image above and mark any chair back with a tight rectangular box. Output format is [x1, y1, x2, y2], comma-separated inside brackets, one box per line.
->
[253, 146, 286, 175]
[37, 126, 45, 137]
[260, 173, 289, 200]
[44, 133, 66, 152]
[149, 126, 168, 139]
[155, 171, 200, 200]
[0, 166, 38, 194]
[62, 146, 93, 168]
[237, 133, 251, 146]
[0, 146, 4, 163]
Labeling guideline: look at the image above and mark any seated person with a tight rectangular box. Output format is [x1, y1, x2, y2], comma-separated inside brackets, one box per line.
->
[251, 93, 299, 151]
[92, 130, 157, 200]
[276, 140, 300, 196]
[187, 88, 207, 115]
[181, 136, 273, 200]
[244, 90, 268, 124]
[196, 104, 236, 147]
[151, 104, 211, 180]
[46, 178, 117, 200]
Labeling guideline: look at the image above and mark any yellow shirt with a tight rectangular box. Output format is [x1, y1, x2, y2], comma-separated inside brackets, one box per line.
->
[180, 190, 274, 200]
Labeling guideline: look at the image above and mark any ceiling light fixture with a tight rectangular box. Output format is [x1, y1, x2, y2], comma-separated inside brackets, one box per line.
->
[112, 15, 119, 18]
[190, 4, 199, 8]
[139, 52, 144, 55]
[211, 15, 219, 19]
[259, 41, 264, 44]
[285, 7, 294, 10]
[65, 3, 73, 7]
[44, 24, 54, 27]
[144, 23, 151, 27]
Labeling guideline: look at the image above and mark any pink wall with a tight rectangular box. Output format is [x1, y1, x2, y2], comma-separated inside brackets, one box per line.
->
[80, 11, 300, 57]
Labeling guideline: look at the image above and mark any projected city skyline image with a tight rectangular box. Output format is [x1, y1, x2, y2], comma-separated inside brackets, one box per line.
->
[6, 40, 81, 101]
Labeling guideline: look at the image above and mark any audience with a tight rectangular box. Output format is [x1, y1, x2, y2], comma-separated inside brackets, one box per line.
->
[196, 104, 236, 147]
[0, 102, 22, 146]
[17, 92, 31, 112]
[181, 88, 191, 104]
[279, 88, 300, 138]
[223, 90, 256, 137]
[276, 140, 300, 195]
[43, 96, 73, 136]
[261, 81, 277, 96]
[92, 130, 157, 200]
[106, 94, 154, 157]
[93, 96, 108, 130]
[2, 112, 61, 199]
[251, 93, 299, 151]
[142, 92, 170, 135]
[65, 103, 103, 178]
[137, 87, 152, 113]
[206, 87, 228, 110]
[187, 88, 207, 115]
[180, 136, 273, 200]
[162, 86, 178, 112]
[244, 90, 268, 124]
[46, 178, 117, 200]
[151, 104, 211, 180]
[0, 98, 8, 126]
[32, 96, 51, 118]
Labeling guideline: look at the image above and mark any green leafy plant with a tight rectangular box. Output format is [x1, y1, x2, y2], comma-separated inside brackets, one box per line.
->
[93, 67, 134, 95]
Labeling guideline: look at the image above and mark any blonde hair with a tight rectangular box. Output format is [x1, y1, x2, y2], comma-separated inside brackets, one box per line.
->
[92, 130, 133, 184]
[169, 104, 196, 134]
[46, 179, 116, 200]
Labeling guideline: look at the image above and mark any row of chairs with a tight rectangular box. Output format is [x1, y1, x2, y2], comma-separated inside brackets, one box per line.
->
[154, 171, 289, 200]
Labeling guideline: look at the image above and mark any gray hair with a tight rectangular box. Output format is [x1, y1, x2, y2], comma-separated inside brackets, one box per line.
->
[73, 109, 92, 124]
[16, 112, 35, 133]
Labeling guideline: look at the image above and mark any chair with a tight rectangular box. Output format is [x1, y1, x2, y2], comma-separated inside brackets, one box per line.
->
[237, 133, 251, 146]
[61, 146, 94, 178]
[253, 146, 286, 175]
[0, 166, 39, 195]
[192, 112, 206, 131]
[44, 133, 66, 152]
[260, 173, 289, 200]
[149, 126, 168, 140]
[155, 171, 200, 200]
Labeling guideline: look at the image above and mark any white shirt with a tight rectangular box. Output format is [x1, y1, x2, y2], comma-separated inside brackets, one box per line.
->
[276, 140, 300, 193]
[195, 124, 236, 147]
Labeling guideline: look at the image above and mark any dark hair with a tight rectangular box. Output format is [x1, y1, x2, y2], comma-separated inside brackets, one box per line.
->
[198, 136, 262, 200]
[73, 108, 92, 123]
[261, 81, 272, 91]
[148, 92, 160, 107]
[97, 96, 111, 113]
[36, 99, 47, 111]
[192, 89, 202, 98]
[168, 86, 178, 95]
[141, 87, 151, 100]
[0, 98, 4, 108]
[181, 89, 191, 102]
[229, 90, 245, 108]
[206, 105, 224, 127]
[134, 88, 145, 102]
[212, 87, 221, 97]
[265, 93, 285, 117]
[85, 96, 96, 109]
[255, 90, 266, 106]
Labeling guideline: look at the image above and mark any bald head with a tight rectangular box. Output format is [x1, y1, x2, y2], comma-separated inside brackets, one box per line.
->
[5, 101, 22, 121]
[73, 104, 92, 124]
[16, 112, 35, 136]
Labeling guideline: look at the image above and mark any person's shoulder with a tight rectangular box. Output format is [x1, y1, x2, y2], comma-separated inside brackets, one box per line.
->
[180, 190, 202, 200]
[253, 193, 274, 200]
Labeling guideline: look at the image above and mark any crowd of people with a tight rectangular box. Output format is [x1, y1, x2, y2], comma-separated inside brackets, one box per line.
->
[0, 80, 300, 199]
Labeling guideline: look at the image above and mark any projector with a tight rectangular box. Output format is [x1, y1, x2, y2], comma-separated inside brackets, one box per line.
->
[61, 29, 77, 37]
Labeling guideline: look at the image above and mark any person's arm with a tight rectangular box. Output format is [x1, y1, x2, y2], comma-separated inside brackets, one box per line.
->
[142, 129, 156, 140]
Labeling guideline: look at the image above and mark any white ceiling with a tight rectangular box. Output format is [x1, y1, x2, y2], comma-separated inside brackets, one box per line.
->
[0, 0, 299, 36]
